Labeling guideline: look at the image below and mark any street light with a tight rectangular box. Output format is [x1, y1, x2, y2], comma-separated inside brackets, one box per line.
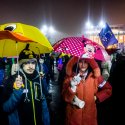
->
[98, 20, 105, 29]
[84, 20, 94, 40]
[40, 25, 56, 44]
[84, 20, 106, 43]
[48, 26, 55, 34]
[85, 21, 94, 30]
[41, 25, 55, 35]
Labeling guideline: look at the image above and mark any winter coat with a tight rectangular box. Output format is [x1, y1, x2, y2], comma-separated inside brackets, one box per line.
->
[1, 69, 50, 125]
[62, 57, 112, 125]
[109, 54, 125, 124]
[0, 69, 4, 85]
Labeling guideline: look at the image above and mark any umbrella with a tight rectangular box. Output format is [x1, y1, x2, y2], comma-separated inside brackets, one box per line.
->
[0, 22, 53, 57]
[53, 36, 110, 61]
[0, 23, 53, 102]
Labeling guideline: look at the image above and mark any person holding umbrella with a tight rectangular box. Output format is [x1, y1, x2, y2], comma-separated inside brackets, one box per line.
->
[62, 57, 112, 125]
[0, 46, 50, 125]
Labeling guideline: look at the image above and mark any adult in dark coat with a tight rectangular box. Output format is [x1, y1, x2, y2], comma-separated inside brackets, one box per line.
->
[109, 52, 125, 124]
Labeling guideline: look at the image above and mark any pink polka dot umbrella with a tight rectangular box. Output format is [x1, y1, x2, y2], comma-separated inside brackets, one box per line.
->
[53, 36, 110, 61]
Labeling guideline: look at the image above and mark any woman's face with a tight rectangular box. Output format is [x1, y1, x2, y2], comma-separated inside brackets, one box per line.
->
[78, 59, 89, 72]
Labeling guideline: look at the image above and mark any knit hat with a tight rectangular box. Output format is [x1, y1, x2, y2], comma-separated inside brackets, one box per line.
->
[19, 44, 37, 65]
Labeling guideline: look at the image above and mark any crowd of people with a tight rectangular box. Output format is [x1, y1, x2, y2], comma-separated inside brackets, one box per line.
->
[0, 42, 125, 125]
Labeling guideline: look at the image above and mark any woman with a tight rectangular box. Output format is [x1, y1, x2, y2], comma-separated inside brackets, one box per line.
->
[62, 57, 112, 125]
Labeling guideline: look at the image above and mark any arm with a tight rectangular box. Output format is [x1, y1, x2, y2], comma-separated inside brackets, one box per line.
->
[85, 58, 101, 77]
[95, 78, 112, 103]
[62, 73, 84, 103]
[62, 76, 76, 103]
[2, 75, 24, 113]
[3, 89, 23, 113]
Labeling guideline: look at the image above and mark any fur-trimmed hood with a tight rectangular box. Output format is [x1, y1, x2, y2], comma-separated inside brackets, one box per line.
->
[66, 56, 79, 76]
[66, 56, 100, 77]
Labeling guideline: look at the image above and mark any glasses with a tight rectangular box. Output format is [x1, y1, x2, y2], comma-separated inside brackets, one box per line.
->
[24, 60, 36, 65]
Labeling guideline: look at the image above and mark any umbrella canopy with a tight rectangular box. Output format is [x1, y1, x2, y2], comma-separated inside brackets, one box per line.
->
[0, 23, 53, 57]
[53, 36, 110, 61]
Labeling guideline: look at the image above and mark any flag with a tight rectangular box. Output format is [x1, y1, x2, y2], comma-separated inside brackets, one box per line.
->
[99, 23, 118, 48]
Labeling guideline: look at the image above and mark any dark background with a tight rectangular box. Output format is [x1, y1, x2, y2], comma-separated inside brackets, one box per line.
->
[1, 0, 125, 36]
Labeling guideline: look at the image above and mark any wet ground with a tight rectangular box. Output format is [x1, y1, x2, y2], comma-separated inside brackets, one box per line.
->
[48, 66, 65, 125]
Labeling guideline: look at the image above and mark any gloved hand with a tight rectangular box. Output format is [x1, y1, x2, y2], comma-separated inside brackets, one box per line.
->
[71, 74, 81, 86]
[73, 73, 81, 83]
[72, 95, 85, 108]
[70, 74, 81, 92]
[102, 69, 109, 81]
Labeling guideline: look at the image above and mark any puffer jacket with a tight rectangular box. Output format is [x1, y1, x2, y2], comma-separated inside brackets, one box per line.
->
[62, 57, 112, 125]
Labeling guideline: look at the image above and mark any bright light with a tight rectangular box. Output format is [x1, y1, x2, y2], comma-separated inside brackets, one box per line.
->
[85, 21, 93, 29]
[49, 26, 55, 34]
[40, 25, 55, 35]
[41, 25, 48, 35]
[98, 20, 105, 28]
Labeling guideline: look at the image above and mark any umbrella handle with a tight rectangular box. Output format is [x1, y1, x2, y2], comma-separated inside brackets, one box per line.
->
[16, 42, 20, 75]
[36, 65, 43, 99]
[36, 61, 43, 99]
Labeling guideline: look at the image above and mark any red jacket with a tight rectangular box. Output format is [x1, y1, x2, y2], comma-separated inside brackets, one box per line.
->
[62, 57, 112, 125]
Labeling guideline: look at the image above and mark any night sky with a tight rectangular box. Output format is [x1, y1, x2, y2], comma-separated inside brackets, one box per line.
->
[1, 0, 125, 40]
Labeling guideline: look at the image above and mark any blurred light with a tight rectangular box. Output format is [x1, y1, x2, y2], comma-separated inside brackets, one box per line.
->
[48, 26, 55, 34]
[120, 36, 123, 40]
[41, 25, 48, 35]
[40, 24, 57, 44]
[41, 25, 56, 35]
[84, 20, 107, 37]
[85, 21, 93, 29]
[98, 20, 105, 28]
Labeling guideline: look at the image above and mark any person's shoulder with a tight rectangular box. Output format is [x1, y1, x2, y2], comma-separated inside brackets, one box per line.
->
[2, 75, 15, 92]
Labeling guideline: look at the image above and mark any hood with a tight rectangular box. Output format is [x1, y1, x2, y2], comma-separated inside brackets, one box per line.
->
[66, 56, 100, 77]
[66, 56, 79, 76]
